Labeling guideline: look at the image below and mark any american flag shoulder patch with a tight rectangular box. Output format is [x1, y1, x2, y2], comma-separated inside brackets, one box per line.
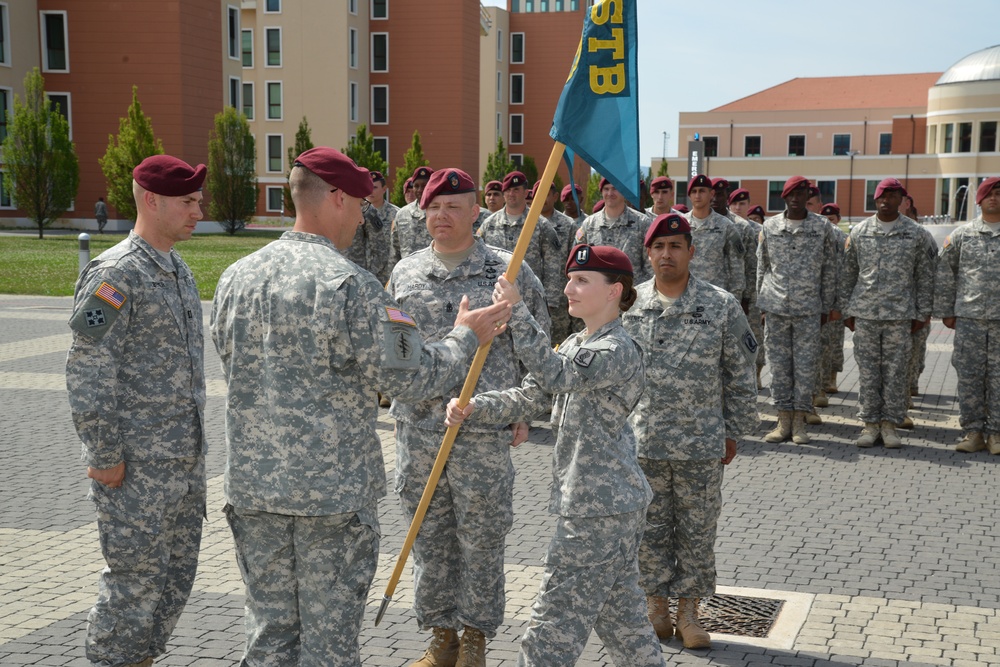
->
[94, 282, 126, 310]
[385, 307, 416, 327]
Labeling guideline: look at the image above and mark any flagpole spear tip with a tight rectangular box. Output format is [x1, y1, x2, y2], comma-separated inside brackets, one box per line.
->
[375, 595, 392, 626]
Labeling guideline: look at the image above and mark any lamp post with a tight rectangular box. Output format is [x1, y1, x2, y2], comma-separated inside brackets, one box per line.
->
[846, 150, 861, 222]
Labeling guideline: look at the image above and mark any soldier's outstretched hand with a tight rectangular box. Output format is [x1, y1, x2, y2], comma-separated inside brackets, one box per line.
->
[454, 295, 512, 345]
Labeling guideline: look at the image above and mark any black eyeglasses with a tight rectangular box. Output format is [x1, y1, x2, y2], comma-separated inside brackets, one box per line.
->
[330, 188, 373, 214]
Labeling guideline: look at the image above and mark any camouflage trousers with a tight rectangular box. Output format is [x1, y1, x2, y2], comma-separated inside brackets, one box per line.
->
[908, 323, 931, 393]
[87, 456, 205, 667]
[225, 501, 380, 667]
[517, 509, 663, 667]
[815, 319, 847, 392]
[853, 318, 912, 424]
[749, 303, 765, 371]
[637, 458, 723, 599]
[952, 318, 1000, 434]
[395, 423, 514, 637]
[763, 313, 821, 412]
[549, 303, 574, 348]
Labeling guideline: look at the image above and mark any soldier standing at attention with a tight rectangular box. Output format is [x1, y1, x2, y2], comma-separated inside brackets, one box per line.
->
[815, 204, 849, 401]
[210, 148, 512, 666]
[537, 179, 577, 343]
[483, 179, 504, 213]
[840, 178, 936, 448]
[561, 183, 585, 224]
[682, 175, 744, 298]
[623, 214, 758, 649]
[344, 170, 396, 284]
[747, 205, 765, 225]
[901, 221, 938, 430]
[404, 177, 416, 204]
[728, 188, 764, 384]
[67, 155, 209, 667]
[575, 177, 654, 283]
[645, 176, 674, 217]
[934, 176, 1000, 454]
[388, 169, 549, 666]
[446, 246, 664, 667]
[758, 176, 839, 444]
[391, 166, 435, 266]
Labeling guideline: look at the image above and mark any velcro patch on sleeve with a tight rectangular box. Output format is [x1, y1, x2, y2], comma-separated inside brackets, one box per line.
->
[385, 307, 416, 327]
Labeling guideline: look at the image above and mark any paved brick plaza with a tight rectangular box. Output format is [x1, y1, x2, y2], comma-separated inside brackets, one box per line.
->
[2, 293, 999, 666]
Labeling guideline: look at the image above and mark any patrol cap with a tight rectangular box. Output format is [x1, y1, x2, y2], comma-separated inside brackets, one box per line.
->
[369, 170, 385, 185]
[294, 147, 373, 198]
[133, 155, 207, 196]
[566, 244, 633, 277]
[821, 203, 841, 217]
[711, 177, 730, 191]
[592, 199, 605, 213]
[976, 176, 1000, 204]
[502, 171, 528, 191]
[747, 205, 765, 218]
[873, 177, 907, 200]
[561, 183, 584, 201]
[412, 166, 434, 182]
[644, 213, 692, 247]
[650, 176, 673, 192]
[687, 174, 712, 194]
[673, 203, 690, 214]
[419, 168, 477, 209]
[728, 188, 750, 205]
[485, 180, 502, 194]
[781, 175, 811, 198]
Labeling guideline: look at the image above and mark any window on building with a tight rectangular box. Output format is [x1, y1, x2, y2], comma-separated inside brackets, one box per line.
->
[510, 153, 523, 166]
[980, 121, 998, 152]
[703, 136, 718, 158]
[226, 6, 239, 59]
[266, 186, 284, 212]
[0, 170, 12, 208]
[942, 123, 953, 152]
[374, 137, 389, 162]
[788, 135, 805, 156]
[879, 132, 892, 155]
[768, 181, 785, 211]
[349, 28, 357, 68]
[0, 4, 10, 66]
[510, 114, 523, 144]
[349, 82, 358, 123]
[242, 82, 254, 120]
[955, 176, 971, 219]
[816, 180, 836, 204]
[939, 178, 950, 216]
[833, 133, 851, 156]
[242, 29, 253, 67]
[229, 77, 240, 110]
[510, 73, 524, 105]
[865, 179, 881, 211]
[349, 0, 357, 14]
[266, 28, 281, 67]
[525, 0, 535, 11]
[371, 85, 388, 124]
[0, 88, 10, 143]
[265, 0, 280, 12]
[372, 0, 388, 19]
[570, 0, 580, 9]
[958, 122, 973, 153]
[41, 11, 69, 72]
[511, 33, 525, 64]
[267, 135, 283, 172]
[496, 28, 502, 61]
[266, 81, 282, 120]
[496, 112, 502, 141]
[744, 135, 761, 157]
[675, 181, 688, 207]
[371, 33, 388, 72]
[46, 92, 71, 138]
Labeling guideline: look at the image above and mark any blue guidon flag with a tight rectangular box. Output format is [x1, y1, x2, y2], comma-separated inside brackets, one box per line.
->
[550, 0, 640, 205]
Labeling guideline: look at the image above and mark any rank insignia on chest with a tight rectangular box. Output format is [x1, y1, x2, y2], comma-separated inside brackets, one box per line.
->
[84, 308, 106, 328]
[446, 302, 454, 313]
[573, 348, 596, 368]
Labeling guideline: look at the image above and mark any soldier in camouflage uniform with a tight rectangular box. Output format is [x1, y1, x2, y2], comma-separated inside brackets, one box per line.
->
[343, 170, 397, 284]
[645, 176, 674, 218]
[390, 166, 435, 270]
[387, 169, 549, 667]
[901, 223, 938, 429]
[622, 214, 759, 650]
[537, 179, 576, 344]
[758, 176, 839, 444]
[210, 149, 512, 667]
[483, 179, 504, 213]
[934, 176, 1000, 454]
[575, 177, 654, 284]
[561, 183, 586, 225]
[682, 174, 744, 298]
[840, 178, 936, 448]
[727, 187, 765, 383]
[446, 245, 663, 667]
[66, 155, 210, 667]
[814, 204, 849, 408]
[747, 205, 765, 225]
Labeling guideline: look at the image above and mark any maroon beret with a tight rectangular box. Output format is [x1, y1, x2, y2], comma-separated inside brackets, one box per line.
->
[821, 203, 841, 217]
[807, 185, 821, 198]
[369, 170, 385, 184]
[592, 199, 605, 213]
[650, 176, 673, 192]
[419, 168, 477, 209]
[598, 177, 611, 191]
[873, 177, 907, 200]
[728, 188, 750, 205]
[525, 189, 534, 201]
[566, 244, 633, 277]
[404, 178, 414, 191]
[711, 177, 729, 191]
[645, 213, 691, 246]
[781, 176, 811, 198]
[502, 171, 528, 191]
[976, 176, 1000, 204]
[673, 204, 690, 214]
[485, 180, 502, 193]
[133, 155, 206, 197]
[687, 174, 712, 195]
[747, 205, 765, 218]
[294, 147, 373, 198]
[412, 166, 434, 182]
[561, 183, 583, 201]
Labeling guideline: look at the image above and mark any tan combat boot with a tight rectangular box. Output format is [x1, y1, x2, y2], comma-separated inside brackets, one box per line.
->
[675, 598, 711, 649]
[955, 431, 986, 452]
[456, 626, 486, 667]
[988, 433, 1000, 455]
[899, 415, 914, 429]
[856, 423, 881, 448]
[126, 660, 153, 667]
[881, 420, 902, 448]
[805, 410, 823, 425]
[411, 627, 460, 667]
[813, 391, 829, 408]
[791, 411, 811, 444]
[647, 595, 673, 640]
[826, 372, 839, 394]
[764, 411, 792, 443]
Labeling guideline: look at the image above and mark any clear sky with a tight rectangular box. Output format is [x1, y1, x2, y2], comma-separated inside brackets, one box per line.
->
[482, 0, 1000, 165]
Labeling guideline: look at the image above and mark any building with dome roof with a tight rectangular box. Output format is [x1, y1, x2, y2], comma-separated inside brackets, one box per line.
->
[657, 44, 1000, 222]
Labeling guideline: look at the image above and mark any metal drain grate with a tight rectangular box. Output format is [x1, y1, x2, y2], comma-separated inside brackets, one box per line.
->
[672, 594, 784, 638]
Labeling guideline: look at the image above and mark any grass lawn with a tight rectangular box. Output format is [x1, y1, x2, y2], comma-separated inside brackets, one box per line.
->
[0, 231, 284, 299]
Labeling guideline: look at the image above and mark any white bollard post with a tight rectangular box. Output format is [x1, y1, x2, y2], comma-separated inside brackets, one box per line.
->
[78, 233, 90, 274]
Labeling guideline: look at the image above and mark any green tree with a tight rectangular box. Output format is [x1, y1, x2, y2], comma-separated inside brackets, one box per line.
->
[482, 137, 514, 186]
[656, 159, 670, 177]
[98, 85, 164, 223]
[2, 68, 79, 239]
[520, 156, 539, 187]
[390, 130, 429, 206]
[585, 171, 602, 213]
[282, 116, 314, 216]
[343, 123, 389, 174]
[206, 107, 258, 235]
